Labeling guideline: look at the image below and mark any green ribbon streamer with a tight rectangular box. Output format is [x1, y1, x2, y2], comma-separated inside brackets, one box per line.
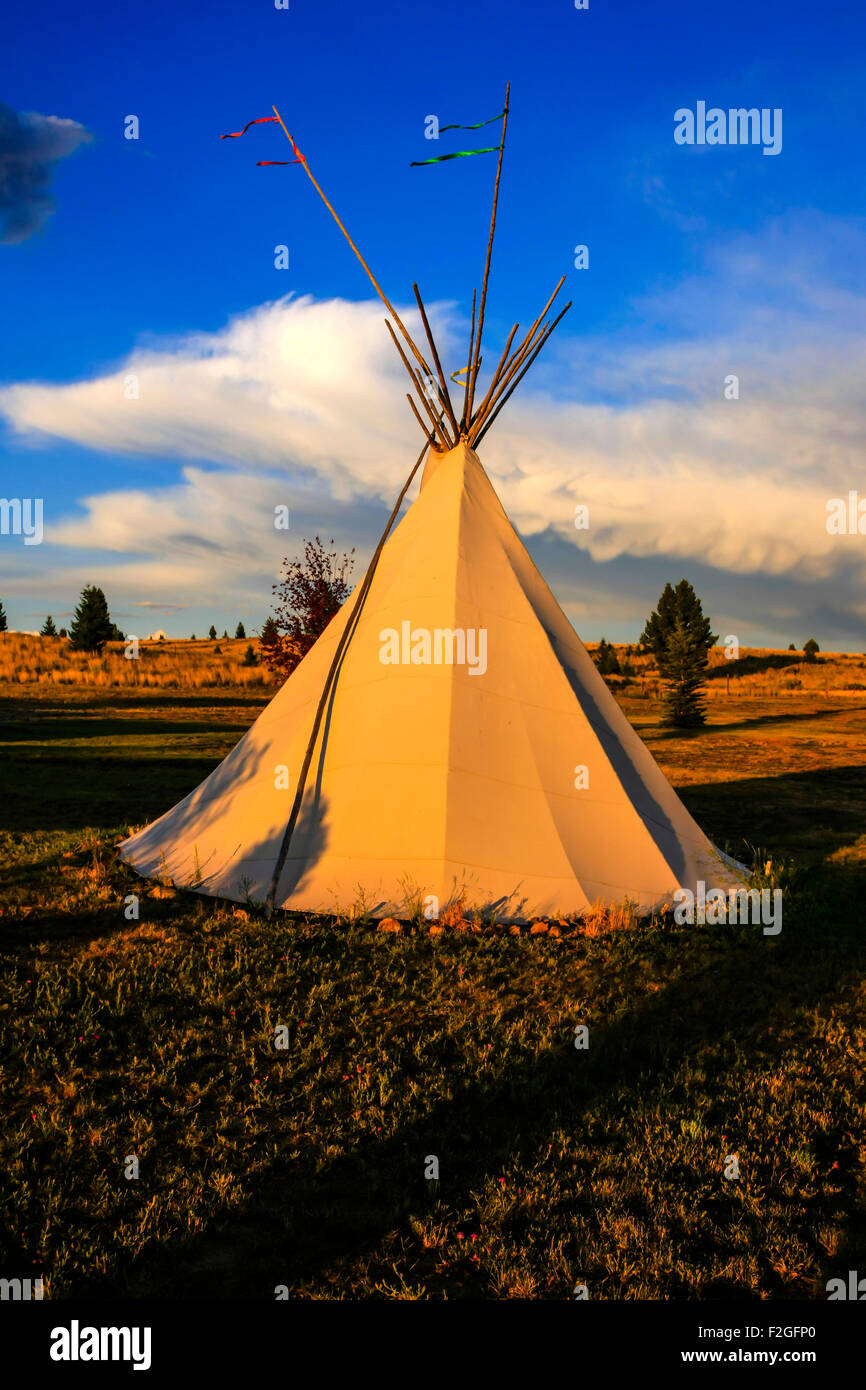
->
[410, 146, 498, 167]
[439, 110, 505, 132]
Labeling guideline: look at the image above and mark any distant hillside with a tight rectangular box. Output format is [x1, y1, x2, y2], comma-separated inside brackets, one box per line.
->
[585, 643, 866, 698]
[0, 633, 271, 690]
[1, 632, 865, 696]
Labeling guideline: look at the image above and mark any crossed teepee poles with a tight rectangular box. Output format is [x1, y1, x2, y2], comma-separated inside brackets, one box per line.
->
[220, 85, 573, 912]
[221, 85, 571, 449]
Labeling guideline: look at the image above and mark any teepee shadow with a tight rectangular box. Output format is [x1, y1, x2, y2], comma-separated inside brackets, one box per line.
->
[270, 791, 332, 902]
[91, 899, 866, 1301]
[118, 725, 333, 909]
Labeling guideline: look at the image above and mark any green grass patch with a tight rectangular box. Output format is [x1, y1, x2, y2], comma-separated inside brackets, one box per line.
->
[1, 685, 865, 1299]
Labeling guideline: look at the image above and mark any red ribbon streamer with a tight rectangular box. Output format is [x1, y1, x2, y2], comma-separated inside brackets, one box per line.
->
[220, 116, 278, 140]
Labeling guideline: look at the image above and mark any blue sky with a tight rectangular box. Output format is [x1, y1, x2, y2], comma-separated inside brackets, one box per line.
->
[2, 0, 866, 647]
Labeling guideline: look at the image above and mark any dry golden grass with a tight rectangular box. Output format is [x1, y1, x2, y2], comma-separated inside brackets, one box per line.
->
[586, 641, 866, 699]
[2, 632, 864, 697]
[0, 633, 273, 689]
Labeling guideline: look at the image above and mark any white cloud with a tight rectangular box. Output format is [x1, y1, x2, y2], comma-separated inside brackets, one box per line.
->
[2, 218, 866, 645]
[0, 295, 443, 497]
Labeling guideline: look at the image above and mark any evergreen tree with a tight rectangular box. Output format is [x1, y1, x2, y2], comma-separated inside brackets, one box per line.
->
[68, 585, 116, 654]
[208, 625, 217, 640]
[235, 621, 246, 640]
[241, 643, 258, 666]
[40, 615, 58, 636]
[222, 629, 228, 640]
[190, 633, 196, 641]
[0, 600, 7, 632]
[594, 637, 621, 676]
[803, 638, 820, 664]
[641, 580, 717, 727]
[259, 617, 283, 676]
[59, 627, 67, 638]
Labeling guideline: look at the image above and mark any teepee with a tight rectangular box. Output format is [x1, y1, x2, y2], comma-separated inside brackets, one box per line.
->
[120, 86, 743, 920]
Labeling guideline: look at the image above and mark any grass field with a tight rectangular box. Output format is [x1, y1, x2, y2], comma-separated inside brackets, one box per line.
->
[1, 644, 865, 1299]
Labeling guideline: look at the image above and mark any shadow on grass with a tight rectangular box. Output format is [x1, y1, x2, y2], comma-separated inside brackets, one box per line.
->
[650, 704, 854, 741]
[0, 691, 270, 721]
[704, 653, 804, 681]
[0, 718, 253, 744]
[0, 756, 227, 832]
[680, 764, 866, 866]
[74, 873, 866, 1302]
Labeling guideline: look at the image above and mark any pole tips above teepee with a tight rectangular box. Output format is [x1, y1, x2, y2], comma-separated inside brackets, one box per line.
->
[221, 84, 571, 449]
[394, 82, 572, 451]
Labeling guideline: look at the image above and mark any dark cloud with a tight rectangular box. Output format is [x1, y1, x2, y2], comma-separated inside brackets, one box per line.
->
[0, 100, 91, 243]
[166, 533, 226, 553]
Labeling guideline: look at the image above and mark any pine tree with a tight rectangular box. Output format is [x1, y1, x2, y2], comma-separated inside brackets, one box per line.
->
[594, 637, 621, 676]
[0, 600, 8, 632]
[59, 627, 67, 638]
[235, 621, 246, 640]
[641, 580, 717, 727]
[208, 625, 217, 640]
[68, 585, 116, 654]
[803, 638, 820, 664]
[241, 643, 257, 666]
[40, 615, 58, 636]
[259, 617, 282, 677]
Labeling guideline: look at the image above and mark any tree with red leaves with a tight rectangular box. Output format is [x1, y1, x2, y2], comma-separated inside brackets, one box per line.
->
[260, 536, 355, 681]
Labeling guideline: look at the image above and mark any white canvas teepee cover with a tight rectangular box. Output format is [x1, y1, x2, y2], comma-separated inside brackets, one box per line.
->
[120, 442, 742, 919]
